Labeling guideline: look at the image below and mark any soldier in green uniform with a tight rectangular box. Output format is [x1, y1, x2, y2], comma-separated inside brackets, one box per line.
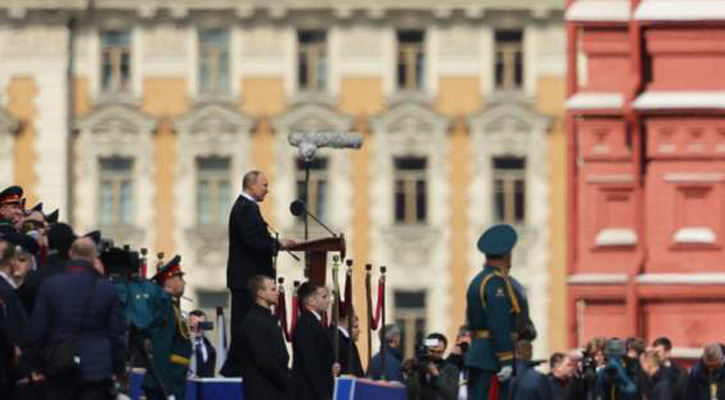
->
[465, 224, 522, 400]
[143, 255, 193, 400]
[0, 186, 24, 231]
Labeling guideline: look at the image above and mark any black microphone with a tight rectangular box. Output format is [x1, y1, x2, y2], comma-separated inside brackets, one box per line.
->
[289, 200, 337, 237]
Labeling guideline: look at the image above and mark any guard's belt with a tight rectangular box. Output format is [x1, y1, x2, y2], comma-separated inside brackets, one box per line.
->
[473, 330, 519, 341]
[170, 354, 190, 366]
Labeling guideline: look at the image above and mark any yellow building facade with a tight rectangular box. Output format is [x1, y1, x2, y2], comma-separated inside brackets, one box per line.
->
[0, 0, 567, 364]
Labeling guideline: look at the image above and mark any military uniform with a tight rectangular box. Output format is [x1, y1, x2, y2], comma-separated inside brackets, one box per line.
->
[0, 186, 24, 231]
[142, 256, 192, 400]
[465, 225, 522, 400]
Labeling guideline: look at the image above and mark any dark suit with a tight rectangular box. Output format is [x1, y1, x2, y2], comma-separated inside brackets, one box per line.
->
[291, 310, 335, 400]
[331, 327, 364, 377]
[223, 195, 278, 376]
[192, 336, 217, 378]
[0, 273, 30, 394]
[239, 304, 290, 400]
[29, 261, 125, 397]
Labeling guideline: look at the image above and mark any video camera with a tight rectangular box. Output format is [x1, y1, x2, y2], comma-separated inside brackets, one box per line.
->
[100, 245, 142, 278]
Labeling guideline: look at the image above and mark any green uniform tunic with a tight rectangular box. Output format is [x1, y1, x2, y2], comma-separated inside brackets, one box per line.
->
[142, 291, 192, 400]
[464, 265, 521, 400]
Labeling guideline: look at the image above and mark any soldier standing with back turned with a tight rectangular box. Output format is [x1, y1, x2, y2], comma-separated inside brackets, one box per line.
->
[465, 224, 522, 400]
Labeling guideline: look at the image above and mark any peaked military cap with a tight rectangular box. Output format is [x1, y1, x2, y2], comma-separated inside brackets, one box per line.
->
[477, 224, 518, 256]
[0, 186, 23, 206]
[5, 231, 40, 256]
[46, 209, 60, 224]
[153, 255, 184, 285]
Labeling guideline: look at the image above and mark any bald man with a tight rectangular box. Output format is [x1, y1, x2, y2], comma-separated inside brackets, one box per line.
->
[29, 237, 125, 399]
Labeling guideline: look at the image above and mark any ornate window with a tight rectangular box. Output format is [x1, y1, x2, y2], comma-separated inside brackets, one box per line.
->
[394, 290, 427, 360]
[98, 157, 134, 226]
[198, 29, 230, 95]
[493, 156, 526, 224]
[394, 157, 427, 224]
[296, 157, 328, 222]
[297, 30, 327, 92]
[196, 156, 231, 227]
[75, 104, 156, 247]
[101, 30, 131, 93]
[397, 31, 425, 91]
[494, 30, 524, 91]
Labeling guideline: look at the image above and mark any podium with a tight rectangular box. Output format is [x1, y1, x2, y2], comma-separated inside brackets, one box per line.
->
[285, 234, 346, 284]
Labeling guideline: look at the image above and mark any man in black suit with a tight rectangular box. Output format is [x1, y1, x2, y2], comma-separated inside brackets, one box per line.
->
[222, 170, 295, 376]
[188, 310, 217, 378]
[291, 281, 337, 400]
[333, 313, 364, 377]
[239, 275, 290, 400]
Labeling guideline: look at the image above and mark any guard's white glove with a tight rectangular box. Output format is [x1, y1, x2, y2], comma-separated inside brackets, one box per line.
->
[496, 366, 513, 382]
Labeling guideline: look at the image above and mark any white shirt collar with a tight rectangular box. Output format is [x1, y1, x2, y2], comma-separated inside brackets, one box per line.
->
[310, 309, 322, 322]
[0, 271, 17, 289]
[338, 326, 350, 339]
[241, 192, 256, 202]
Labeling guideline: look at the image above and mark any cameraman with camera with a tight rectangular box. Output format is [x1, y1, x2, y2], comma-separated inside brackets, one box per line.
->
[404, 333, 460, 400]
[188, 310, 216, 378]
[595, 338, 640, 400]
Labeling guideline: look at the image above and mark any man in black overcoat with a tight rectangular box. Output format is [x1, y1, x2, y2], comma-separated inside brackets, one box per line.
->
[332, 313, 364, 377]
[291, 281, 336, 400]
[239, 275, 290, 400]
[222, 170, 295, 376]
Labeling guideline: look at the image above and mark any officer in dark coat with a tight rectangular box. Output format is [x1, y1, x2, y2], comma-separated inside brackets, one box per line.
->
[239, 275, 290, 400]
[143, 256, 192, 400]
[0, 186, 24, 230]
[465, 224, 523, 400]
[28, 236, 125, 399]
[223, 171, 295, 376]
[291, 281, 335, 400]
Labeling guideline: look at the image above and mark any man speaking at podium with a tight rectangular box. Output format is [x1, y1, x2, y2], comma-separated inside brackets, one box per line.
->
[221, 170, 296, 377]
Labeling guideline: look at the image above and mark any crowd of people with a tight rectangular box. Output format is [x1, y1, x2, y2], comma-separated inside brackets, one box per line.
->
[2, 170, 725, 400]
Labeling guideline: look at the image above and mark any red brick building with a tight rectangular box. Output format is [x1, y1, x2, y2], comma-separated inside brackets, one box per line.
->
[566, 0, 725, 359]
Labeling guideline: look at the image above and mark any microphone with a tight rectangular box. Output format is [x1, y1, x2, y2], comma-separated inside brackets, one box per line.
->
[289, 131, 364, 161]
[289, 200, 337, 237]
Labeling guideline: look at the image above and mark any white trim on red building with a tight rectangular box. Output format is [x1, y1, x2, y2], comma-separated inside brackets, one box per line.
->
[565, 0, 630, 22]
[566, 92, 624, 110]
[634, 0, 725, 21]
[633, 91, 725, 110]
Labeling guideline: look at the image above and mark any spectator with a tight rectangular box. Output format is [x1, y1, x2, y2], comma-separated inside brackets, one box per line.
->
[188, 310, 217, 378]
[547, 352, 577, 400]
[445, 325, 471, 400]
[640, 350, 676, 400]
[29, 237, 125, 400]
[509, 340, 551, 400]
[686, 343, 725, 400]
[404, 332, 460, 400]
[0, 233, 32, 399]
[652, 337, 685, 380]
[594, 338, 639, 400]
[586, 337, 607, 371]
[368, 324, 404, 382]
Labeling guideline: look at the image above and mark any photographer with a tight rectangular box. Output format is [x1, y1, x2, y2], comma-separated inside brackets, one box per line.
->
[594, 338, 640, 400]
[510, 340, 551, 400]
[188, 310, 216, 378]
[404, 333, 459, 400]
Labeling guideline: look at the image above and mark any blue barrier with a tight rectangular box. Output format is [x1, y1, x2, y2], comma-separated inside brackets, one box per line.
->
[129, 372, 405, 400]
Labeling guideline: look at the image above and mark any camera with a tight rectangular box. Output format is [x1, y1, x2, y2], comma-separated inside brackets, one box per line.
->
[197, 321, 214, 331]
[101, 246, 142, 277]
